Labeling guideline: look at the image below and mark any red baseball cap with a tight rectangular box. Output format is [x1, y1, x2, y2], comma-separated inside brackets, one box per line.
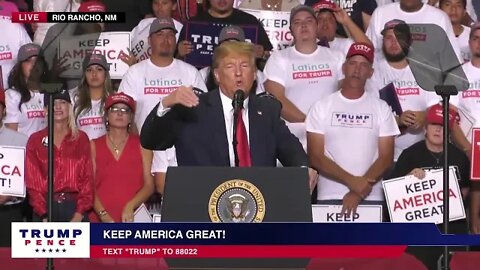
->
[346, 42, 374, 63]
[426, 103, 458, 129]
[78, 1, 106, 12]
[105, 93, 136, 113]
[313, 1, 337, 13]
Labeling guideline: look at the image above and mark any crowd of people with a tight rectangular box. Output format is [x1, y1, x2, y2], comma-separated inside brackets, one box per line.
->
[1, 0, 480, 268]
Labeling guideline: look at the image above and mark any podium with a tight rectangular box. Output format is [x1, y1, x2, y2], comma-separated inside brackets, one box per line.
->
[161, 167, 313, 269]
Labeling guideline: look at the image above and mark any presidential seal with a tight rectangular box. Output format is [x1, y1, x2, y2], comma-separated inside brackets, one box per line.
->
[208, 179, 265, 223]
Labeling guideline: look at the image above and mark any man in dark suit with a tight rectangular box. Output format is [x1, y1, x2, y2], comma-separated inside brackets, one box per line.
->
[140, 40, 317, 189]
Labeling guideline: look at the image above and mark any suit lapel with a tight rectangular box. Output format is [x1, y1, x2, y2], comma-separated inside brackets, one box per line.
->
[206, 90, 230, 166]
[248, 95, 265, 166]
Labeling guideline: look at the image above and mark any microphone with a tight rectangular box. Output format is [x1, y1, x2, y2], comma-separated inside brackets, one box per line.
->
[232, 90, 245, 112]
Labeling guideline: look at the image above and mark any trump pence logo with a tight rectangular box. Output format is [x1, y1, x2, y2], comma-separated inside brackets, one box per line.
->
[209, 179, 265, 223]
[11, 222, 90, 258]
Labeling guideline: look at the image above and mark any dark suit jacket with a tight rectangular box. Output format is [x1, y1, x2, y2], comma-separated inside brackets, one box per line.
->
[140, 89, 307, 167]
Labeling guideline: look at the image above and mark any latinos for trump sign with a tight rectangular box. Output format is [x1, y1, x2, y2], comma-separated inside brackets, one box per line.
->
[58, 32, 130, 79]
[471, 128, 480, 180]
[183, 21, 258, 68]
[312, 205, 383, 223]
[0, 146, 25, 197]
[242, 9, 292, 51]
[383, 167, 465, 224]
[11, 222, 90, 258]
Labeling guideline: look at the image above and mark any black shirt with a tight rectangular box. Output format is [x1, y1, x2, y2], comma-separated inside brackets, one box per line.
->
[390, 140, 470, 189]
[178, 8, 273, 51]
[102, 0, 152, 32]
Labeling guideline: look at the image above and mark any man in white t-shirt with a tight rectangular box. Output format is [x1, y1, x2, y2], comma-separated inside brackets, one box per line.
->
[313, 1, 371, 56]
[440, 0, 471, 62]
[130, 0, 183, 63]
[0, 18, 32, 90]
[367, 19, 440, 161]
[366, 0, 462, 60]
[451, 23, 480, 157]
[306, 42, 399, 213]
[119, 16, 207, 194]
[264, 5, 344, 149]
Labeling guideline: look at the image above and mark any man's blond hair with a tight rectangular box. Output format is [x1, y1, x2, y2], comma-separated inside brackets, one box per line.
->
[212, 41, 256, 69]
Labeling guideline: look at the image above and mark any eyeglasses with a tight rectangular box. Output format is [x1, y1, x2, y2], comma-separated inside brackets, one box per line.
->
[108, 107, 131, 114]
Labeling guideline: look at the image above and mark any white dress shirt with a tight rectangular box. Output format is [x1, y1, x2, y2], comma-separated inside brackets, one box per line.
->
[156, 90, 250, 166]
[219, 90, 250, 167]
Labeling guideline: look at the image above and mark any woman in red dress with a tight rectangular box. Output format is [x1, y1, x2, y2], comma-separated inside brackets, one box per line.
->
[90, 92, 154, 222]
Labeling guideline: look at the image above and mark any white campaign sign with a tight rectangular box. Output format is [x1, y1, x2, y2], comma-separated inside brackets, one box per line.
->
[133, 203, 152, 223]
[11, 222, 90, 258]
[241, 9, 292, 51]
[383, 167, 465, 224]
[0, 146, 26, 197]
[312, 205, 383, 223]
[58, 32, 131, 79]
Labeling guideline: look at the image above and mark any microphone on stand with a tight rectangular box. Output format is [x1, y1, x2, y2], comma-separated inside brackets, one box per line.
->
[232, 89, 245, 113]
[232, 90, 245, 167]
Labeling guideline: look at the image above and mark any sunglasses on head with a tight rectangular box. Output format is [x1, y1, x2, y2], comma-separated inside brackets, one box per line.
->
[108, 106, 131, 113]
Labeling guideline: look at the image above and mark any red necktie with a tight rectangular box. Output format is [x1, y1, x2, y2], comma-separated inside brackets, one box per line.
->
[236, 109, 251, 167]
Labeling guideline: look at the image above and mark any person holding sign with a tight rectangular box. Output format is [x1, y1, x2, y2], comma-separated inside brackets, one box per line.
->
[451, 23, 480, 159]
[89, 93, 154, 223]
[140, 40, 317, 192]
[5, 43, 47, 137]
[26, 90, 94, 222]
[177, 0, 273, 59]
[366, 19, 440, 162]
[306, 42, 399, 215]
[0, 89, 28, 247]
[264, 5, 344, 149]
[72, 54, 114, 140]
[389, 103, 474, 270]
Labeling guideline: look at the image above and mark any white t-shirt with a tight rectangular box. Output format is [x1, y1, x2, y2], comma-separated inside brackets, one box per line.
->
[199, 67, 266, 94]
[458, 26, 471, 63]
[367, 58, 440, 160]
[118, 58, 207, 131]
[4, 89, 46, 137]
[329, 37, 353, 56]
[306, 91, 400, 201]
[263, 45, 344, 148]
[450, 61, 480, 142]
[70, 88, 106, 140]
[366, 2, 462, 61]
[130, 17, 183, 62]
[375, 0, 477, 22]
[151, 147, 177, 173]
[0, 18, 32, 89]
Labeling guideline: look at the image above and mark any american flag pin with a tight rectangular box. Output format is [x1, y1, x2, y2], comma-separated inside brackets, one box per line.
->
[257, 111, 262, 115]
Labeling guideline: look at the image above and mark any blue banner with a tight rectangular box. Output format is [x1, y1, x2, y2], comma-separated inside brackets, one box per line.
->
[183, 21, 258, 68]
[90, 223, 480, 246]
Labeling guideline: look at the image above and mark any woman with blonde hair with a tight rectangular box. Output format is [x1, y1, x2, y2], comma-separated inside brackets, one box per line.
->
[90, 92, 154, 223]
[73, 53, 114, 140]
[26, 89, 94, 222]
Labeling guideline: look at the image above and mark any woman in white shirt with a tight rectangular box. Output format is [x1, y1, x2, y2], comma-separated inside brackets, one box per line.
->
[72, 54, 114, 140]
[5, 43, 47, 137]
